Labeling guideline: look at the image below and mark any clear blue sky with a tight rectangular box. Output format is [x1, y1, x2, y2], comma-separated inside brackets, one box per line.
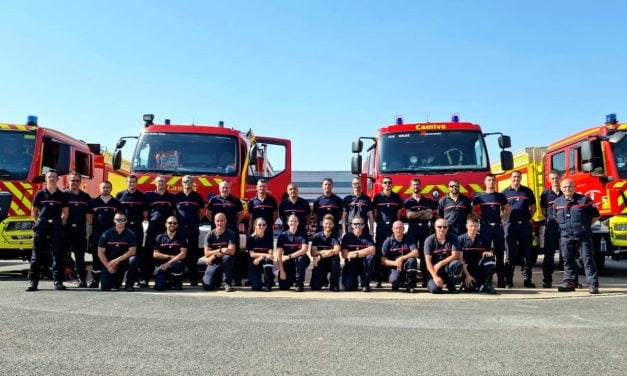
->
[2, 1, 626, 170]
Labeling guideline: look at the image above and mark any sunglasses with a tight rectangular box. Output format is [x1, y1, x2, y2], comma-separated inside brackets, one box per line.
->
[183, 180, 193, 184]
[114, 218, 127, 223]
[352, 223, 365, 226]
[167, 222, 178, 225]
[257, 223, 267, 227]
[436, 225, 448, 229]
[449, 185, 459, 188]
[382, 181, 392, 185]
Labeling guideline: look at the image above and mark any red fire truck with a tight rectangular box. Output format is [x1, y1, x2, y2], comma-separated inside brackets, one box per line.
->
[112, 114, 292, 232]
[0, 115, 126, 259]
[351, 115, 513, 202]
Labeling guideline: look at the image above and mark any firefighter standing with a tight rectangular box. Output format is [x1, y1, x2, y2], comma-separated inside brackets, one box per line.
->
[116, 175, 147, 275]
[64, 172, 91, 288]
[26, 169, 69, 291]
[143, 175, 174, 287]
[540, 170, 563, 288]
[173, 175, 204, 286]
[372, 177, 403, 287]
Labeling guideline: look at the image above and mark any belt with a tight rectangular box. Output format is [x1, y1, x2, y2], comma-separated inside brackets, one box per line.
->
[71, 224, 78, 228]
[483, 222, 499, 226]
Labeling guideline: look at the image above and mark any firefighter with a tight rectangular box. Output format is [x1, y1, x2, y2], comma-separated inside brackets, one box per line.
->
[471, 173, 510, 288]
[153, 216, 187, 291]
[381, 221, 419, 293]
[310, 214, 341, 291]
[502, 170, 537, 288]
[173, 175, 204, 286]
[26, 169, 69, 292]
[87, 181, 121, 288]
[423, 218, 463, 294]
[207, 180, 244, 285]
[143, 175, 174, 287]
[372, 177, 403, 287]
[276, 214, 310, 292]
[278, 183, 311, 236]
[97, 211, 139, 292]
[246, 217, 275, 292]
[341, 215, 376, 292]
[554, 179, 600, 294]
[312, 178, 344, 235]
[342, 177, 374, 235]
[248, 179, 278, 240]
[116, 175, 147, 277]
[201, 213, 236, 292]
[403, 178, 436, 287]
[459, 216, 497, 294]
[540, 170, 562, 288]
[64, 172, 91, 288]
[437, 179, 472, 237]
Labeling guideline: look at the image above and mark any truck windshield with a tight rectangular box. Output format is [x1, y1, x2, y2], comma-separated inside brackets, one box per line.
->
[0, 130, 36, 180]
[132, 132, 238, 176]
[612, 138, 627, 178]
[378, 130, 489, 173]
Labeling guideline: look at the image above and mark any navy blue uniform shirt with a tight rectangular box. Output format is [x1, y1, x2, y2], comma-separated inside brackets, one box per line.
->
[116, 189, 147, 224]
[343, 193, 373, 224]
[98, 227, 137, 259]
[145, 191, 175, 223]
[341, 232, 375, 251]
[502, 185, 536, 223]
[204, 228, 237, 249]
[554, 194, 599, 239]
[423, 233, 460, 264]
[373, 192, 403, 225]
[458, 232, 490, 264]
[472, 192, 507, 224]
[278, 197, 311, 234]
[249, 195, 278, 227]
[403, 195, 436, 225]
[277, 230, 307, 256]
[89, 197, 122, 234]
[381, 234, 417, 261]
[174, 190, 205, 226]
[65, 190, 90, 228]
[246, 234, 273, 254]
[313, 194, 344, 231]
[438, 195, 472, 230]
[311, 231, 340, 251]
[540, 188, 563, 222]
[33, 187, 68, 225]
[155, 231, 188, 257]
[207, 195, 243, 231]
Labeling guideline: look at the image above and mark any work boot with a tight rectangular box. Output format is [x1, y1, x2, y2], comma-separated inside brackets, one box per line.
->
[407, 287, 416, 294]
[523, 280, 536, 288]
[77, 279, 87, 288]
[26, 281, 38, 292]
[589, 286, 599, 295]
[224, 283, 234, 292]
[125, 284, 135, 292]
[375, 281, 383, 288]
[295, 283, 304, 292]
[88, 279, 99, 288]
[362, 286, 371, 292]
[542, 281, 552, 289]
[139, 280, 149, 288]
[331, 286, 340, 292]
[54, 281, 67, 290]
[557, 282, 576, 292]
[481, 283, 497, 294]
[263, 285, 272, 292]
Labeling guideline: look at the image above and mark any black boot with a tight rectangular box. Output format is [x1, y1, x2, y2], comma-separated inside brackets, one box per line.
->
[54, 280, 67, 290]
[26, 281, 38, 292]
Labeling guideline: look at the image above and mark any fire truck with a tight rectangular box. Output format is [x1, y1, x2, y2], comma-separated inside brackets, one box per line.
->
[112, 114, 292, 237]
[351, 115, 513, 202]
[0, 115, 126, 259]
[492, 114, 627, 272]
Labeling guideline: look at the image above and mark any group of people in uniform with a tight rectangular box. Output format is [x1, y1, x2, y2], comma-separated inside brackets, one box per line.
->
[26, 169, 601, 295]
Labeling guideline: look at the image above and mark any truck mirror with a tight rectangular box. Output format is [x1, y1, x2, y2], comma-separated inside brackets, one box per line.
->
[351, 155, 362, 175]
[580, 141, 593, 161]
[113, 149, 122, 170]
[582, 162, 593, 173]
[116, 139, 127, 149]
[500, 151, 514, 171]
[352, 140, 363, 153]
[609, 131, 626, 144]
[498, 135, 511, 149]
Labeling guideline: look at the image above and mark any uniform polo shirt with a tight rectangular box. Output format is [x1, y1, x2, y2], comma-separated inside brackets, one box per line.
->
[540, 189, 563, 222]
[174, 190, 205, 226]
[65, 190, 90, 228]
[145, 191, 175, 223]
[472, 192, 507, 224]
[89, 196, 122, 234]
[423, 233, 460, 264]
[343, 193, 373, 224]
[249, 195, 278, 226]
[33, 187, 68, 224]
[278, 197, 311, 234]
[311, 231, 340, 251]
[154, 231, 188, 256]
[437, 195, 472, 231]
[403, 195, 436, 225]
[373, 192, 403, 225]
[502, 186, 536, 223]
[246, 234, 274, 254]
[207, 194, 243, 231]
[554, 194, 599, 239]
[276, 230, 307, 256]
[313, 194, 344, 231]
[204, 228, 237, 250]
[458, 232, 490, 264]
[98, 227, 137, 259]
[341, 232, 375, 251]
[116, 189, 147, 224]
[381, 234, 417, 261]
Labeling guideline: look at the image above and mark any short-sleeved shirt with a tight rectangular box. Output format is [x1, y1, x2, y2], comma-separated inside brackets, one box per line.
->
[89, 197, 122, 234]
[373, 192, 403, 225]
[502, 185, 536, 223]
[403, 195, 436, 225]
[438, 195, 472, 234]
[472, 192, 507, 224]
[276, 230, 307, 256]
[341, 232, 375, 251]
[311, 231, 340, 252]
[458, 233, 490, 265]
[540, 188, 563, 222]
[98, 227, 137, 259]
[154, 231, 188, 257]
[33, 188, 68, 227]
[116, 189, 147, 225]
[207, 194, 243, 232]
[312, 194, 344, 231]
[145, 191, 175, 223]
[423, 233, 460, 264]
[278, 197, 311, 234]
[343, 193, 373, 225]
[204, 228, 237, 250]
[249, 195, 278, 227]
[174, 190, 205, 226]
[65, 190, 90, 228]
[554, 194, 600, 239]
[381, 234, 417, 261]
[246, 234, 273, 255]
